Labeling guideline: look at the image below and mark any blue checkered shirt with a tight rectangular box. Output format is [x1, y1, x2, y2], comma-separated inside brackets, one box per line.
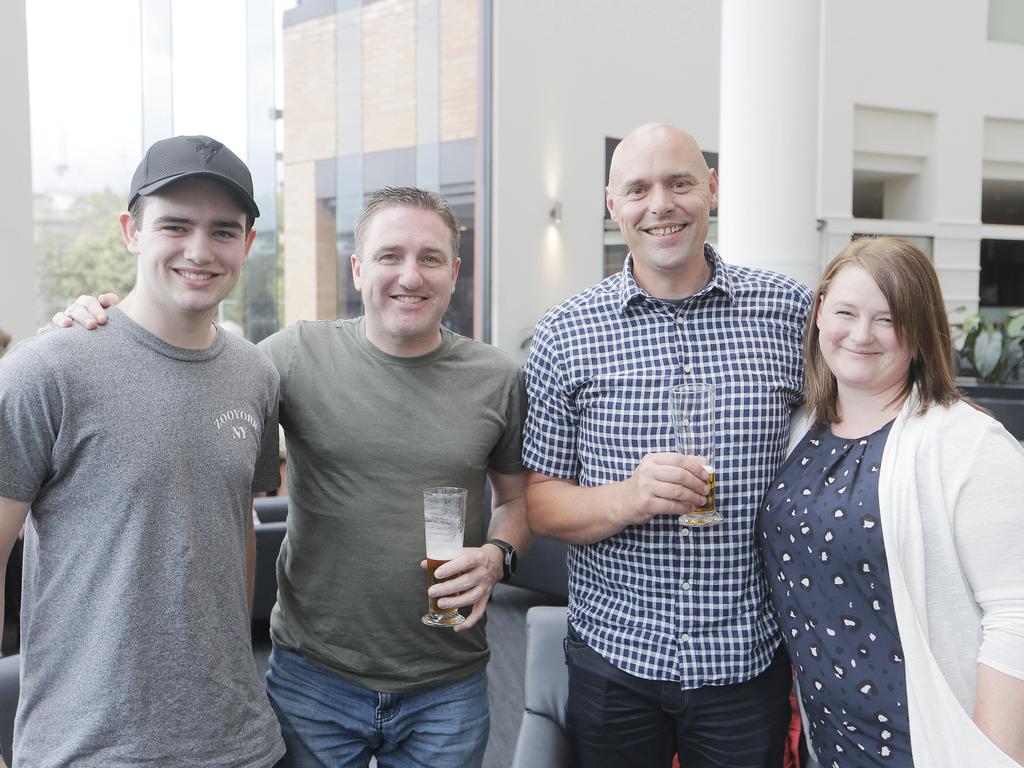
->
[523, 246, 812, 688]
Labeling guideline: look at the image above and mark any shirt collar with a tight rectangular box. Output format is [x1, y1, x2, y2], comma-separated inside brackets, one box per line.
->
[616, 243, 737, 313]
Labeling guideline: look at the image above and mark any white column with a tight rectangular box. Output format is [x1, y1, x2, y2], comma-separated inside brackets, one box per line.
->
[0, 0, 37, 342]
[718, 0, 821, 288]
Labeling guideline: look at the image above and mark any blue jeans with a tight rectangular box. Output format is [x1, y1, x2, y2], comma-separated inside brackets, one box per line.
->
[266, 646, 489, 768]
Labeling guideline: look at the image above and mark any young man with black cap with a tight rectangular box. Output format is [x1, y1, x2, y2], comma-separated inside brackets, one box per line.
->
[0, 136, 285, 767]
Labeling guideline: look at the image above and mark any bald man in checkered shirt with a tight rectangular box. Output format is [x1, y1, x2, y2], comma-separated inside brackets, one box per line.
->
[522, 124, 813, 768]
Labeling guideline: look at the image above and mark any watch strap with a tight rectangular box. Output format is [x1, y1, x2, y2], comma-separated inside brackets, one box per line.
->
[485, 538, 516, 582]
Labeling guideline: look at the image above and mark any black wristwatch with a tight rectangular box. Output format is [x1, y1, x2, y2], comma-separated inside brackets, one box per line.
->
[485, 538, 518, 582]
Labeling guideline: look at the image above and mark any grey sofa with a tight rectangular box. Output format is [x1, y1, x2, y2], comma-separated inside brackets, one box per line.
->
[253, 496, 289, 622]
[511, 606, 571, 768]
[0, 654, 18, 762]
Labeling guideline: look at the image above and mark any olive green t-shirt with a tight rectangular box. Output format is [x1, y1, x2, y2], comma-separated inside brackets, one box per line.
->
[259, 318, 524, 692]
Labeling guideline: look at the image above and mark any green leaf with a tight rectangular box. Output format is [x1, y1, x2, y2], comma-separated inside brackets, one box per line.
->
[1007, 312, 1024, 338]
[1004, 343, 1023, 370]
[962, 314, 981, 334]
[974, 329, 1003, 378]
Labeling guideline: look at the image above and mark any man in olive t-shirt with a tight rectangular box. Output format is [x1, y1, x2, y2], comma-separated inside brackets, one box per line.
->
[258, 188, 529, 768]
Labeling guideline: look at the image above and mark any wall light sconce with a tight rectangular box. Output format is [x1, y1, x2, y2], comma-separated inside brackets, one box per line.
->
[549, 201, 562, 225]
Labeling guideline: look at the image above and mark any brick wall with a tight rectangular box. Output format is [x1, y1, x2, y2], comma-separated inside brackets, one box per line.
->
[362, 0, 416, 152]
[441, 0, 477, 142]
[284, 161, 338, 324]
[283, 15, 337, 163]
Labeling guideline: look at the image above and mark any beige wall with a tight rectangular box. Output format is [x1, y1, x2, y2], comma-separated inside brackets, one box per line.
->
[1, 0, 36, 343]
[490, 0, 722, 357]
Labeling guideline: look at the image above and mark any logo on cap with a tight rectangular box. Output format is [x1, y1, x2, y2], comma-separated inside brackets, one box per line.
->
[186, 136, 222, 165]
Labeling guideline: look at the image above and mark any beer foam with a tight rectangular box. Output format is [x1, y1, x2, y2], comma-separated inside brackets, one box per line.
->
[425, 535, 463, 560]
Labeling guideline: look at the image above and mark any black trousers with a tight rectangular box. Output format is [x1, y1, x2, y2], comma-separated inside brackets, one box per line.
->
[564, 625, 792, 768]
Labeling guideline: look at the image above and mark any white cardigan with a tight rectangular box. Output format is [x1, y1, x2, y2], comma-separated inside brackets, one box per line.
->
[789, 395, 1024, 767]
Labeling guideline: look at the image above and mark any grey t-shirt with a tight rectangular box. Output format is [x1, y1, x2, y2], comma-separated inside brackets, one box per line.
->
[0, 309, 284, 767]
[259, 318, 524, 692]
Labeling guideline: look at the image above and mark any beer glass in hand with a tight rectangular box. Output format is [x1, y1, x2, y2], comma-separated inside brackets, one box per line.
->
[669, 383, 722, 526]
[422, 487, 468, 627]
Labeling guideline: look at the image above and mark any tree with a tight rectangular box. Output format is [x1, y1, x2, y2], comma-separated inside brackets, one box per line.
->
[36, 190, 135, 323]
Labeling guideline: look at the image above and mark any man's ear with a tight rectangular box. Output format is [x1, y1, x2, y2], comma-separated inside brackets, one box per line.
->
[708, 168, 719, 210]
[351, 253, 363, 292]
[119, 212, 140, 255]
[242, 228, 257, 265]
[450, 256, 462, 292]
[605, 186, 617, 222]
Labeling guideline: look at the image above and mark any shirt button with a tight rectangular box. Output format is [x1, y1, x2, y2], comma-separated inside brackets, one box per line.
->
[680, 526, 691, 536]
[683, 363, 693, 374]
[675, 315, 684, 325]
[680, 633, 691, 643]
[682, 581, 691, 591]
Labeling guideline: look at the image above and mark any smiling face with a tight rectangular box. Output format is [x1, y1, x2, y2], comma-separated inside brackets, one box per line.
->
[816, 265, 913, 401]
[120, 177, 254, 340]
[351, 205, 460, 357]
[606, 124, 718, 298]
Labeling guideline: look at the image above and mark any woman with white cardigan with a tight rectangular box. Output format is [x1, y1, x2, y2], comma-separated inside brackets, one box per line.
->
[759, 236, 1024, 767]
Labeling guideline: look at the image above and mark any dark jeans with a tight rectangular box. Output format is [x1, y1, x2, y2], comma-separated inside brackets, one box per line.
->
[564, 626, 792, 768]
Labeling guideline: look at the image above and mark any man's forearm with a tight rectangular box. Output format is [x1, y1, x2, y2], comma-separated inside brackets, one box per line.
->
[526, 454, 706, 545]
[526, 475, 628, 545]
[486, 499, 531, 553]
[485, 472, 532, 555]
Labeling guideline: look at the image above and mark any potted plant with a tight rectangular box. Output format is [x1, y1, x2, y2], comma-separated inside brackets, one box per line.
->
[953, 308, 1024, 439]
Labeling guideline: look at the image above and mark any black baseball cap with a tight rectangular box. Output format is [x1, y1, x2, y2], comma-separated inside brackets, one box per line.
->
[128, 135, 260, 221]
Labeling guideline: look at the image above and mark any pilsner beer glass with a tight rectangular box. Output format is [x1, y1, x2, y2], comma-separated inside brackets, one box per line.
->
[669, 383, 722, 526]
[422, 486, 468, 627]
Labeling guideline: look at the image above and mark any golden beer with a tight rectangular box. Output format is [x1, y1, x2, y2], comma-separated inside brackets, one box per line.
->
[426, 558, 462, 625]
[680, 466, 722, 526]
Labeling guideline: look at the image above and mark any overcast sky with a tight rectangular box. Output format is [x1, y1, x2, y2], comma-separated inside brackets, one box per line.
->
[26, 0, 291, 196]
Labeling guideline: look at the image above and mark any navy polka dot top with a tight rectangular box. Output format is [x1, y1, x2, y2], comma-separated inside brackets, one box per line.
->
[758, 420, 912, 766]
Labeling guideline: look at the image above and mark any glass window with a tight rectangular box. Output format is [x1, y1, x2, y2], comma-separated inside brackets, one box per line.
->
[282, 0, 481, 337]
[27, 0, 285, 337]
[989, 0, 1024, 45]
[980, 239, 1024, 307]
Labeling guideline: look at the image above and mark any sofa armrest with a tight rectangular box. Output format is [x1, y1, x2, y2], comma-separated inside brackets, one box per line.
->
[511, 606, 571, 767]
[253, 521, 287, 622]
